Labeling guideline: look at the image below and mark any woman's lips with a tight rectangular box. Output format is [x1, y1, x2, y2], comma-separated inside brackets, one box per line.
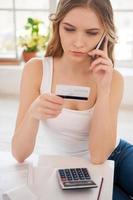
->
[70, 51, 87, 56]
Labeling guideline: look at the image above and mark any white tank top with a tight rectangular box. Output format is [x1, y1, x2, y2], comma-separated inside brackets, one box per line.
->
[39, 57, 94, 159]
[39, 57, 119, 159]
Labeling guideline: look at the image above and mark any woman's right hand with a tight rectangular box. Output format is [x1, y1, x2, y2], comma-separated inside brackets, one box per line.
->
[29, 93, 64, 120]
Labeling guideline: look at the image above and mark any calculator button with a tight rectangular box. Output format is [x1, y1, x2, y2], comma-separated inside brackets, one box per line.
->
[58, 169, 67, 181]
[64, 169, 72, 180]
[76, 168, 85, 180]
[59, 169, 65, 176]
[81, 168, 91, 179]
[70, 169, 79, 180]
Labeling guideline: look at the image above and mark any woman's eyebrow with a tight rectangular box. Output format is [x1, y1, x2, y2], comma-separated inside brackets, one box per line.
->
[62, 22, 100, 31]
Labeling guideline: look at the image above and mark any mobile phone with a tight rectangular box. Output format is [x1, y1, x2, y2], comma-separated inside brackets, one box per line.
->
[92, 32, 106, 60]
[95, 32, 106, 50]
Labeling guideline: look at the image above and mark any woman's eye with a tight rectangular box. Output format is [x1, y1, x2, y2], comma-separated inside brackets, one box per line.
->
[64, 27, 75, 32]
[86, 32, 99, 36]
[63, 27, 99, 35]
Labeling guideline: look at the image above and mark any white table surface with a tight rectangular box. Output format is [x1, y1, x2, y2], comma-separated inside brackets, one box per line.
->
[0, 151, 37, 200]
[0, 151, 114, 200]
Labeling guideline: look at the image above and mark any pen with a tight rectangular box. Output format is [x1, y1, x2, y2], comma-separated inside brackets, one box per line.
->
[97, 177, 104, 200]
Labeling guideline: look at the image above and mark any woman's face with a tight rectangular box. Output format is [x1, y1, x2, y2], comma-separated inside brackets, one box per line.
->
[59, 6, 105, 61]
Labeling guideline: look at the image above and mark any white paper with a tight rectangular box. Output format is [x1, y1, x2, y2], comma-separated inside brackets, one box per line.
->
[2, 185, 38, 200]
[27, 155, 103, 200]
[28, 166, 54, 197]
[28, 167, 102, 200]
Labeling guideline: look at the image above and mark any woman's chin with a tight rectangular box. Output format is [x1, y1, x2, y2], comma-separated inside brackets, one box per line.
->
[71, 56, 88, 63]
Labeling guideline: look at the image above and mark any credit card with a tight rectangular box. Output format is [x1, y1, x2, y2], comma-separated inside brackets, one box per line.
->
[55, 85, 90, 100]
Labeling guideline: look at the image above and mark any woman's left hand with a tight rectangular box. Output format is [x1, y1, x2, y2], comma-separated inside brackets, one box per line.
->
[88, 37, 113, 95]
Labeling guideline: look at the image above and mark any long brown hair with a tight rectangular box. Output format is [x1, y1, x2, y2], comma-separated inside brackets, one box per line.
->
[45, 0, 117, 65]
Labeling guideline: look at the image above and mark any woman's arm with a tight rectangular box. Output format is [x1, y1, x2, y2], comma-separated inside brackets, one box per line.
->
[89, 70, 124, 164]
[12, 58, 42, 162]
[88, 38, 124, 164]
[12, 58, 64, 163]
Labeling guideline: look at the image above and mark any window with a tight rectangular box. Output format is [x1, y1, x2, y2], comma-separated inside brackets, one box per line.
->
[0, 0, 57, 63]
[0, 1, 133, 67]
[111, 0, 133, 67]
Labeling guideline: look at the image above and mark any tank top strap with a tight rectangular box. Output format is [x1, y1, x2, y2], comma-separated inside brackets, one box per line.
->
[40, 57, 53, 94]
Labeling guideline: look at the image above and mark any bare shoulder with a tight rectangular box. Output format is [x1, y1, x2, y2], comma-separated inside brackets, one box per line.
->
[24, 57, 43, 68]
[112, 69, 124, 83]
[23, 57, 43, 79]
[113, 69, 123, 78]
[111, 69, 124, 92]
[22, 57, 43, 90]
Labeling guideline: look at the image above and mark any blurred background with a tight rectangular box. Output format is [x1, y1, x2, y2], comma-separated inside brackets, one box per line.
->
[0, 0, 133, 152]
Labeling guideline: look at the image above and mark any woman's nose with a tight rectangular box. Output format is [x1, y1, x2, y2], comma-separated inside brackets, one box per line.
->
[73, 34, 85, 49]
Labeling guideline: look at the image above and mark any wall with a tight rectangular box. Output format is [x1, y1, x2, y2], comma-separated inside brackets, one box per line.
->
[118, 68, 133, 107]
[0, 65, 22, 95]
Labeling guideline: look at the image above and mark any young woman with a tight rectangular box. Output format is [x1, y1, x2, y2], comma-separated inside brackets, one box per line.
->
[12, 0, 133, 199]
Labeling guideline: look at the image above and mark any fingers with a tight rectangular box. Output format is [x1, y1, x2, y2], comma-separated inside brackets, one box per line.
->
[89, 57, 113, 71]
[38, 93, 64, 119]
[38, 107, 62, 119]
[30, 93, 64, 120]
[88, 37, 113, 72]
[40, 93, 64, 105]
[91, 65, 113, 74]
[88, 35, 109, 58]
[40, 100, 63, 112]
[88, 49, 108, 59]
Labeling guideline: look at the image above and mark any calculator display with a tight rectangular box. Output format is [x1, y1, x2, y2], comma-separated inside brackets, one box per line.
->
[57, 168, 97, 189]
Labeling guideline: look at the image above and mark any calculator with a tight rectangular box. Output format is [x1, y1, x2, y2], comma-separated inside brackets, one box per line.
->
[57, 168, 97, 189]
